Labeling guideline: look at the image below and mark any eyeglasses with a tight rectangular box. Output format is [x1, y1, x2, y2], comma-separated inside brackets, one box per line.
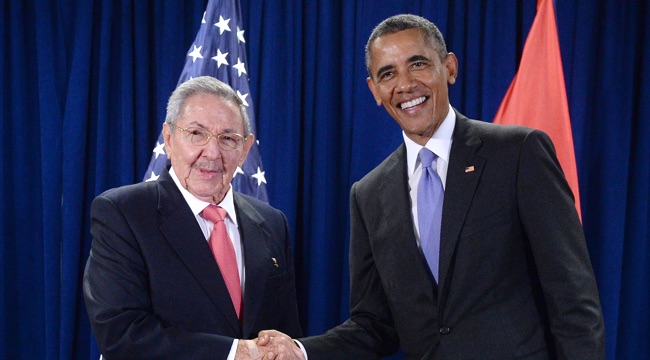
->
[168, 124, 245, 151]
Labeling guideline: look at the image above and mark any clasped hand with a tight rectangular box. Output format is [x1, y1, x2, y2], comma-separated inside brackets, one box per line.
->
[235, 330, 305, 360]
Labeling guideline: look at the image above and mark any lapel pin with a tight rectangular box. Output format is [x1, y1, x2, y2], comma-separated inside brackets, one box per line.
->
[271, 258, 279, 268]
[465, 166, 475, 173]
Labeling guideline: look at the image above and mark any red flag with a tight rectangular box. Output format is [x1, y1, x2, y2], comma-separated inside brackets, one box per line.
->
[493, 0, 581, 219]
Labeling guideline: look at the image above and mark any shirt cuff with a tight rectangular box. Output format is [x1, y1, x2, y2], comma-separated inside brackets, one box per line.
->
[226, 339, 238, 360]
[295, 339, 309, 360]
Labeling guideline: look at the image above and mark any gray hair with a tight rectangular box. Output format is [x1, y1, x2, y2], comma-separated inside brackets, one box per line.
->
[365, 14, 448, 78]
[165, 76, 251, 137]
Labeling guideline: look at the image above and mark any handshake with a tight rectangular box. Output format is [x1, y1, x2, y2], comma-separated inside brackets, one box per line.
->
[236, 330, 306, 360]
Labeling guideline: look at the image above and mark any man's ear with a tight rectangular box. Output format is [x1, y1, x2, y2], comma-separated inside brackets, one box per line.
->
[162, 123, 173, 161]
[445, 53, 459, 85]
[367, 77, 382, 106]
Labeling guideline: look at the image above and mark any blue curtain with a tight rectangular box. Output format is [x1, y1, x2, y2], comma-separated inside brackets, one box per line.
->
[2, 1, 648, 359]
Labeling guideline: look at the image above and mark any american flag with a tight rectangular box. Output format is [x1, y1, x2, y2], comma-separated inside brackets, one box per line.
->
[143, 0, 268, 202]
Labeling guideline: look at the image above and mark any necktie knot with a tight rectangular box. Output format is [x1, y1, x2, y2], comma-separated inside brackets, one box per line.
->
[202, 204, 227, 224]
[419, 148, 436, 169]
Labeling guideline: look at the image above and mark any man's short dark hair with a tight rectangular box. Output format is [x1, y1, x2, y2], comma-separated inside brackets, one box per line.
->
[365, 14, 448, 78]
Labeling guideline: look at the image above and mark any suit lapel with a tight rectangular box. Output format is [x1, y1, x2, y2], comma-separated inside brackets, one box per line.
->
[378, 145, 437, 302]
[438, 112, 485, 298]
[234, 193, 272, 336]
[156, 169, 241, 333]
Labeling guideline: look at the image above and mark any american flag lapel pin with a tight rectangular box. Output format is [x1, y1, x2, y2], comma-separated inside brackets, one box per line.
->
[465, 166, 475, 173]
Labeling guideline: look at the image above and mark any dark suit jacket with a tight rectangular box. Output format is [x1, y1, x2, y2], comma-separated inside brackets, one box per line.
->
[301, 111, 605, 360]
[84, 168, 302, 359]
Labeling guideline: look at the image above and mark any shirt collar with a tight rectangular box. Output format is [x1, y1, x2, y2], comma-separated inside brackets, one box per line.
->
[404, 104, 456, 176]
[169, 167, 238, 227]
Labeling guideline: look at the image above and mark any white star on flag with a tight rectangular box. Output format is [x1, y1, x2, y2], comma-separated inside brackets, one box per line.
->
[145, 171, 160, 182]
[233, 57, 247, 77]
[188, 45, 203, 63]
[153, 142, 165, 159]
[201, 11, 207, 24]
[212, 49, 229, 68]
[237, 90, 249, 106]
[237, 27, 246, 43]
[252, 167, 267, 186]
[234, 166, 245, 177]
[214, 15, 231, 34]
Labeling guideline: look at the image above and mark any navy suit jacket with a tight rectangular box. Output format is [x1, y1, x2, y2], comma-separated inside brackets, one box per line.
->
[301, 111, 605, 360]
[84, 168, 302, 359]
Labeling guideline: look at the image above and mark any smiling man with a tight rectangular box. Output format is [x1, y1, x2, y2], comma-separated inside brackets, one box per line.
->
[83, 76, 302, 359]
[258, 14, 604, 360]
[366, 27, 456, 146]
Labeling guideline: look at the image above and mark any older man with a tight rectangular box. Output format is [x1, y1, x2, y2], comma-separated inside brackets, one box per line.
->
[84, 76, 302, 359]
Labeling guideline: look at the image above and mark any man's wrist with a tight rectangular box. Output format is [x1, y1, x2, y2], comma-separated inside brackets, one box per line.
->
[233, 339, 246, 360]
[234, 339, 262, 360]
[294, 339, 309, 360]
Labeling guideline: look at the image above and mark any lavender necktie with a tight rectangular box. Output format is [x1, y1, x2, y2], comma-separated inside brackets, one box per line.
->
[417, 148, 444, 283]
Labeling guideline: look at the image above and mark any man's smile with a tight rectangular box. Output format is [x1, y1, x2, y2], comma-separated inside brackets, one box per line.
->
[399, 96, 428, 110]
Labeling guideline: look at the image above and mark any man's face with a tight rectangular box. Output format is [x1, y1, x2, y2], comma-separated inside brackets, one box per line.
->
[367, 28, 458, 145]
[163, 92, 254, 203]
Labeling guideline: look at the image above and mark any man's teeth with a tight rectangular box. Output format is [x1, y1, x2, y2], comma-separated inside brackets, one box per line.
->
[400, 97, 426, 110]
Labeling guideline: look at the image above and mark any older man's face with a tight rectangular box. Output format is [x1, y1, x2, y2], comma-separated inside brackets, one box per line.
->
[163, 92, 254, 203]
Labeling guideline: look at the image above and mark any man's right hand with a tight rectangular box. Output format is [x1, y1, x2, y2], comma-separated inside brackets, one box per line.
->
[256, 330, 306, 360]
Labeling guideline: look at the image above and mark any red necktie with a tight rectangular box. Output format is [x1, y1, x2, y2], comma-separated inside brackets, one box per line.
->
[201, 205, 242, 319]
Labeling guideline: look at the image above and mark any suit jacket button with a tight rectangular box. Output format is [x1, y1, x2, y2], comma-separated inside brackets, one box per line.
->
[439, 327, 451, 335]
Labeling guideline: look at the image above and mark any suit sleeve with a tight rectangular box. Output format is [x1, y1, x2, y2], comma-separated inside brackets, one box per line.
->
[83, 195, 235, 359]
[300, 182, 398, 360]
[517, 130, 606, 359]
[277, 211, 303, 337]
